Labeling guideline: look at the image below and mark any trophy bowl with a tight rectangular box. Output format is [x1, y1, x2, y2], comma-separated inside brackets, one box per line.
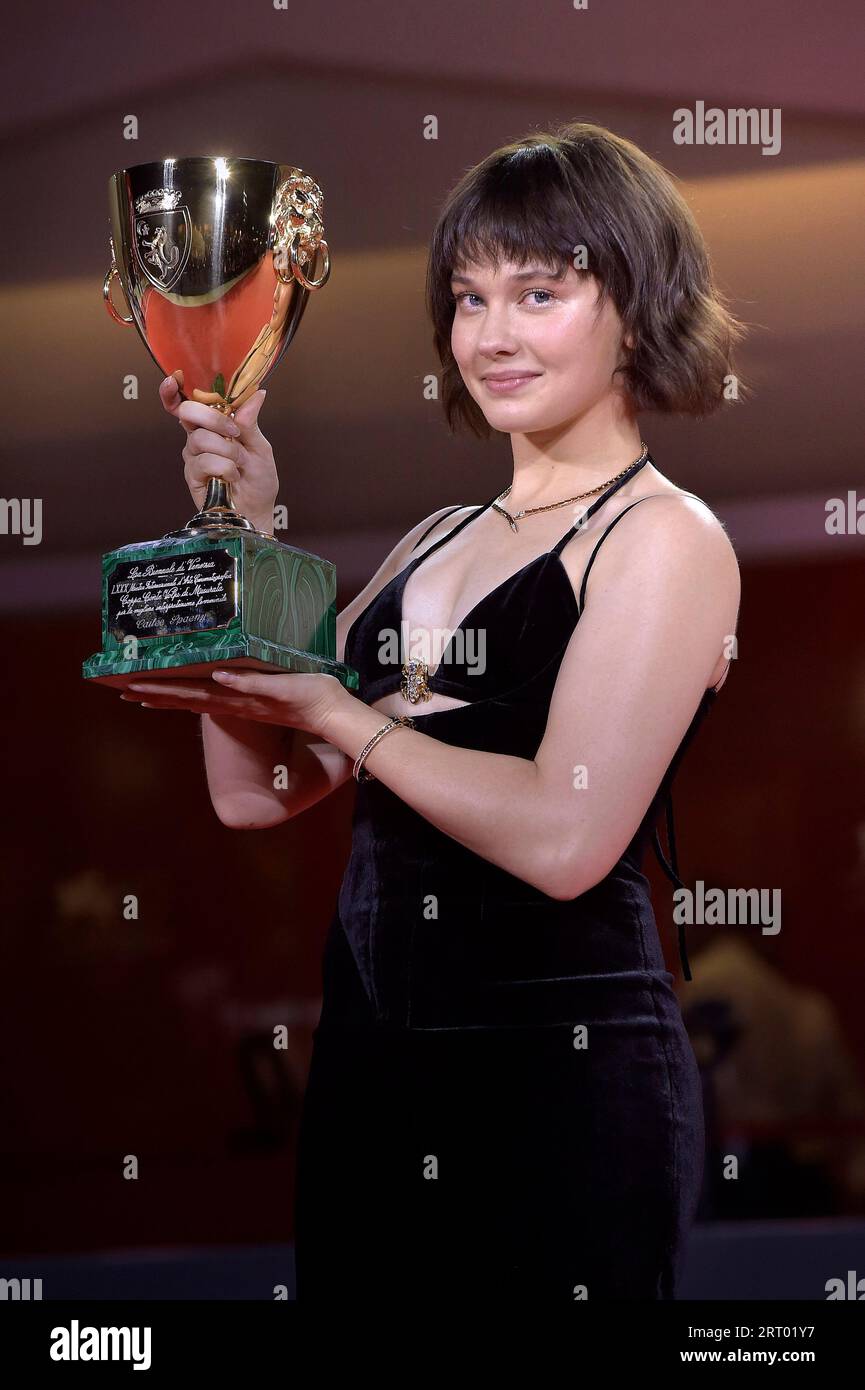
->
[83, 155, 358, 691]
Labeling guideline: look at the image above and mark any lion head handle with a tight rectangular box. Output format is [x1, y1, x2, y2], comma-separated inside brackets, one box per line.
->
[272, 167, 330, 290]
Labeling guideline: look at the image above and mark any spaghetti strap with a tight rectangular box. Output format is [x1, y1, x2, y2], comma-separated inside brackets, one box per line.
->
[411, 505, 467, 553]
[551, 452, 652, 560]
[557, 485, 709, 618]
[406, 497, 497, 571]
[575, 495, 657, 614]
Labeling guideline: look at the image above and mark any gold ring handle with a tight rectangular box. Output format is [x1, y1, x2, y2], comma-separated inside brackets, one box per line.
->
[290, 237, 330, 290]
[103, 265, 134, 325]
[274, 237, 330, 291]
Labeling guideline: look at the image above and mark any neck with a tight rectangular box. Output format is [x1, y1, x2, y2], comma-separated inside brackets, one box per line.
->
[505, 401, 644, 510]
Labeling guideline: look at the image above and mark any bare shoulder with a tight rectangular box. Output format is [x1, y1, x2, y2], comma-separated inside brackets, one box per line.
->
[636, 484, 740, 584]
[573, 479, 740, 612]
[614, 478, 737, 564]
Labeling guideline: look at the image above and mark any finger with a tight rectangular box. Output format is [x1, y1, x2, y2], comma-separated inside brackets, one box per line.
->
[120, 679, 265, 710]
[120, 689, 226, 712]
[124, 692, 274, 722]
[185, 426, 241, 461]
[210, 669, 285, 697]
[121, 689, 283, 725]
[183, 427, 242, 490]
[231, 389, 267, 444]
[124, 680, 219, 697]
[120, 689, 199, 705]
[158, 374, 184, 417]
[175, 402, 242, 439]
[130, 699, 201, 713]
[183, 453, 242, 490]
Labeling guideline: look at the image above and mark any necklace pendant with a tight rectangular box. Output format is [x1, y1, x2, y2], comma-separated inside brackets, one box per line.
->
[400, 658, 433, 704]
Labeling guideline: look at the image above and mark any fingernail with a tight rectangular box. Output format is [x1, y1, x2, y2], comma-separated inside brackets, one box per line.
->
[212, 670, 236, 680]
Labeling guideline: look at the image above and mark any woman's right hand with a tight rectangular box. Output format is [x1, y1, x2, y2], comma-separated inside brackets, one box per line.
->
[159, 375, 280, 534]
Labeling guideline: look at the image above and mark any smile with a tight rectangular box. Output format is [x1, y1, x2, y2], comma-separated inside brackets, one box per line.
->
[482, 374, 541, 394]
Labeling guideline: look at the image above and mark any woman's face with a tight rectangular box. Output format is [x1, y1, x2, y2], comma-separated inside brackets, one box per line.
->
[449, 253, 631, 435]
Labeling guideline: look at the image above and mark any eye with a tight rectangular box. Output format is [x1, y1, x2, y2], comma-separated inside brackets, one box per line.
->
[452, 288, 559, 309]
[453, 291, 483, 308]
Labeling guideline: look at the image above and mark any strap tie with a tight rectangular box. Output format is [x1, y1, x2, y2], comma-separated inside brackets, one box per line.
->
[651, 789, 693, 982]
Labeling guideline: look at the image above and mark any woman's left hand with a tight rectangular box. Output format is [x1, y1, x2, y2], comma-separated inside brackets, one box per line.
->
[119, 669, 346, 738]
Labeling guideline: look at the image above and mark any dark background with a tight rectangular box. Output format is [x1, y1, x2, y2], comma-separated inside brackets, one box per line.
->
[1, 0, 864, 1285]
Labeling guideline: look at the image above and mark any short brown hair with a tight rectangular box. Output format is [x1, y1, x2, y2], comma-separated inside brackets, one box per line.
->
[425, 120, 748, 439]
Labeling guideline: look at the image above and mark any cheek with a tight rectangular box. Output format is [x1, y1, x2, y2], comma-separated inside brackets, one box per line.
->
[450, 316, 471, 367]
[532, 318, 599, 382]
[542, 309, 621, 379]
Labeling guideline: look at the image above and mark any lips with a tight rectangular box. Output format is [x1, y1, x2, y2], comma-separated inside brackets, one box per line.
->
[482, 372, 542, 394]
[483, 373, 541, 382]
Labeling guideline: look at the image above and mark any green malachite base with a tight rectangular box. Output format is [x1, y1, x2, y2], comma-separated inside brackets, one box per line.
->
[82, 528, 359, 691]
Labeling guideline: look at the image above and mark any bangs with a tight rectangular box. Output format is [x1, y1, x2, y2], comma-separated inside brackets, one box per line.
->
[434, 141, 605, 292]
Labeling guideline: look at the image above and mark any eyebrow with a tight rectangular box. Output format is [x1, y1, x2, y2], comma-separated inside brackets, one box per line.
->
[450, 265, 567, 287]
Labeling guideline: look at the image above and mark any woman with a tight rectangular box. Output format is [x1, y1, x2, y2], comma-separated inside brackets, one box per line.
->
[123, 121, 742, 1301]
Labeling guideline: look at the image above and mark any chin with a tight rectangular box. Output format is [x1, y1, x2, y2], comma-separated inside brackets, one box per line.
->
[484, 405, 567, 433]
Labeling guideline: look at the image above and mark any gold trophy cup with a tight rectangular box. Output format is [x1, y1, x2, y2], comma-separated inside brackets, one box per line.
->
[83, 155, 357, 691]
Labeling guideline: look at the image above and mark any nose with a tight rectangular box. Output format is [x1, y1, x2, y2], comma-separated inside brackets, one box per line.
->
[475, 300, 521, 360]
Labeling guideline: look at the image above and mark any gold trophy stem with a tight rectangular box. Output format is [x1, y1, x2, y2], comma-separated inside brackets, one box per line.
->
[162, 476, 263, 540]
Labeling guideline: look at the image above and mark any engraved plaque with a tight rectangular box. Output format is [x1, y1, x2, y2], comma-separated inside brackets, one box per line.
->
[106, 548, 238, 641]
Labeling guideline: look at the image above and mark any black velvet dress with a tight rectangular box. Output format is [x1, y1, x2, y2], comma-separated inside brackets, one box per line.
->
[294, 453, 718, 1302]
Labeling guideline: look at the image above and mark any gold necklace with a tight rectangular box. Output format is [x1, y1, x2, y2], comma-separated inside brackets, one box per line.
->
[491, 442, 649, 533]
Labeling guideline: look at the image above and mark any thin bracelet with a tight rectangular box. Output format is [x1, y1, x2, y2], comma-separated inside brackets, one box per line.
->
[353, 715, 415, 783]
